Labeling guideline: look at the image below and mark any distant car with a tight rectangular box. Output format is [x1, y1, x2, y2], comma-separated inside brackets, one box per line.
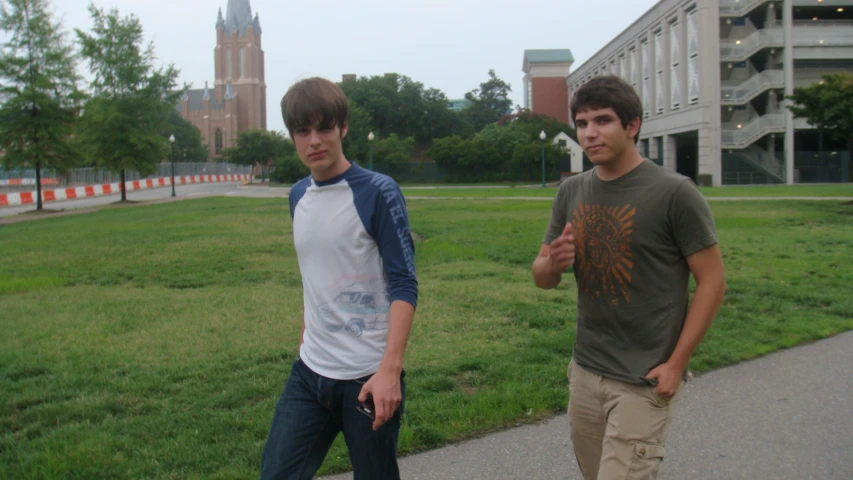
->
[317, 290, 390, 337]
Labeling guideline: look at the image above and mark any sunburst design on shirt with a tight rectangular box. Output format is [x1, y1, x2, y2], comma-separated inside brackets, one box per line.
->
[572, 203, 635, 305]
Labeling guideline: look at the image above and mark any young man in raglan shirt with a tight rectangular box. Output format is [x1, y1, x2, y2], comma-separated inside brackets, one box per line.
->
[532, 75, 726, 480]
[260, 77, 417, 480]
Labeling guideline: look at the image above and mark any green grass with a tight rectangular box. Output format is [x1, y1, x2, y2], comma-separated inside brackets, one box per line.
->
[398, 183, 853, 198]
[2, 195, 852, 478]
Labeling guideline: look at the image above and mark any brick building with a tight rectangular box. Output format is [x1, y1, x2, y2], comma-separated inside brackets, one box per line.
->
[178, 0, 267, 160]
[522, 49, 575, 124]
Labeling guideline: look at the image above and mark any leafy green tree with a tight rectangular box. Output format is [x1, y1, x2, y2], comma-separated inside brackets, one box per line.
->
[339, 74, 473, 147]
[74, 4, 180, 201]
[428, 135, 484, 181]
[509, 141, 563, 182]
[163, 109, 208, 162]
[463, 69, 514, 132]
[428, 135, 468, 172]
[341, 102, 372, 165]
[788, 73, 853, 181]
[500, 107, 577, 143]
[270, 153, 308, 184]
[373, 133, 415, 171]
[0, 0, 84, 210]
[221, 129, 292, 182]
[475, 123, 527, 167]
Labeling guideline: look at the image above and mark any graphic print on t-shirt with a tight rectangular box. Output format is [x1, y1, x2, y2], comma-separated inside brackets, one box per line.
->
[315, 279, 391, 338]
[572, 203, 635, 305]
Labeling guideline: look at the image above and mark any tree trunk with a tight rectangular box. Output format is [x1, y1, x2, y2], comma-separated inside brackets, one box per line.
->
[35, 135, 43, 211]
[120, 169, 127, 202]
[847, 136, 853, 183]
[35, 161, 43, 211]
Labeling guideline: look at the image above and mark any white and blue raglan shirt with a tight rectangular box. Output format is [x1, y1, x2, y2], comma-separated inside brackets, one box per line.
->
[289, 163, 418, 380]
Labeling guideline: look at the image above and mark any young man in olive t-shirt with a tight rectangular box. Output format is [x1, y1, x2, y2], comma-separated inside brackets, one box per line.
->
[532, 75, 726, 480]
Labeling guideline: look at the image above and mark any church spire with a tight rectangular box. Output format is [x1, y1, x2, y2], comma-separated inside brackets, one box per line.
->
[224, 0, 253, 36]
[216, 8, 225, 29]
[253, 12, 262, 33]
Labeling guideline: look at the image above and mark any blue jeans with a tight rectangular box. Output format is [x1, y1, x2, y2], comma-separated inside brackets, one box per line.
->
[260, 357, 406, 480]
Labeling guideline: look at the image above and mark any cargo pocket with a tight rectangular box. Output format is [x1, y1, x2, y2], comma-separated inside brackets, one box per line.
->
[627, 442, 665, 479]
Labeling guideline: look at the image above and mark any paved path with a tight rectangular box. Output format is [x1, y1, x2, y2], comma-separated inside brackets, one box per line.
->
[323, 331, 853, 480]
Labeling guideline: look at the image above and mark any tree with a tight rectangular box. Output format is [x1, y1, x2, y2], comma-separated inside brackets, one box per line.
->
[221, 129, 292, 182]
[463, 69, 514, 132]
[500, 107, 577, 143]
[74, 4, 180, 201]
[339, 74, 473, 148]
[163, 109, 208, 162]
[788, 73, 853, 182]
[0, 0, 84, 210]
[341, 102, 372, 165]
[373, 134, 415, 171]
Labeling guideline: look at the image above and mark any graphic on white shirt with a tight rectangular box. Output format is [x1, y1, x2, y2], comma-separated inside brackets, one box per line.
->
[317, 281, 391, 337]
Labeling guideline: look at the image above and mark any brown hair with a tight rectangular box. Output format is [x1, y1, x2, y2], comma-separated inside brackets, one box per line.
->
[570, 75, 642, 143]
[280, 77, 348, 136]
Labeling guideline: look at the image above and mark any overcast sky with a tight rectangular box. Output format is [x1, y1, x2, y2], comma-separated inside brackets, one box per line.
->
[50, 0, 660, 134]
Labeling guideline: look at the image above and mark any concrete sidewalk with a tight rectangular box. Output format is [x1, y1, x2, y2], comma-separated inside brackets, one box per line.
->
[323, 331, 853, 480]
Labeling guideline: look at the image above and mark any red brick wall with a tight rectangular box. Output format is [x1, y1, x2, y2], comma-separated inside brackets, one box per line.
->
[531, 77, 569, 124]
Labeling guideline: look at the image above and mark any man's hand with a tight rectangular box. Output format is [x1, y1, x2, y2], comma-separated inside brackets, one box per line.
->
[359, 370, 401, 431]
[645, 362, 682, 400]
[548, 223, 576, 273]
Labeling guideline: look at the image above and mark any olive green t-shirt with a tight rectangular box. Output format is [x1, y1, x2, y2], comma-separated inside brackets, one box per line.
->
[543, 159, 717, 385]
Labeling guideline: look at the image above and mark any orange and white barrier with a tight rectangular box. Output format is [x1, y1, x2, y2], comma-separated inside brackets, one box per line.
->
[0, 174, 249, 208]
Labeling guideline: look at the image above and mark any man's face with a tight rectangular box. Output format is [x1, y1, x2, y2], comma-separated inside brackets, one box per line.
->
[292, 121, 348, 180]
[574, 107, 639, 166]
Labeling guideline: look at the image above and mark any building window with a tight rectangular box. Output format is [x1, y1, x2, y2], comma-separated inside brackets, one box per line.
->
[527, 80, 533, 109]
[642, 39, 650, 118]
[670, 20, 681, 110]
[215, 128, 223, 155]
[687, 9, 700, 104]
[655, 31, 665, 114]
[559, 139, 567, 147]
[225, 50, 232, 80]
[240, 48, 245, 78]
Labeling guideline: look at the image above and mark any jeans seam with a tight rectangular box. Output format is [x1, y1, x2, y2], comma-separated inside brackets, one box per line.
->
[296, 416, 335, 480]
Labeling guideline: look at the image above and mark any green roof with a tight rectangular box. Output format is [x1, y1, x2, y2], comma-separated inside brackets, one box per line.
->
[524, 49, 574, 64]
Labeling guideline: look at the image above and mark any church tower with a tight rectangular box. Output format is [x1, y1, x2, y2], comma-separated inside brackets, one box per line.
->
[214, 0, 267, 133]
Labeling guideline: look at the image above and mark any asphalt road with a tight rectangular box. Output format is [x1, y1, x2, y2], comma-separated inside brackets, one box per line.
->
[322, 331, 853, 480]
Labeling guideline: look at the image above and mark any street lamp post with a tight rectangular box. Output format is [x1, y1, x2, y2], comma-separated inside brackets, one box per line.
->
[169, 134, 176, 197]
[539, 130, 547, 187]
[368, 131, 375, 171]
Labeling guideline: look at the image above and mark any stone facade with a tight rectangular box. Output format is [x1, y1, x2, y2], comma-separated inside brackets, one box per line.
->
[178, 0, 267, 160]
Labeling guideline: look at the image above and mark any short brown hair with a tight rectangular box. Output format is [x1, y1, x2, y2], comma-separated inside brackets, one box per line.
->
[280, 77, 348, 135]
[570, 75, 642, 143]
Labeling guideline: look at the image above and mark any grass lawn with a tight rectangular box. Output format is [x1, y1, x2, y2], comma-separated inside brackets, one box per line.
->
[398, 183, 853, 198]
[2, 195, 852, 479]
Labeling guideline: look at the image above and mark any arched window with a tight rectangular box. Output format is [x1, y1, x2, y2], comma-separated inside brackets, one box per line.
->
[215, 128, 223, 155]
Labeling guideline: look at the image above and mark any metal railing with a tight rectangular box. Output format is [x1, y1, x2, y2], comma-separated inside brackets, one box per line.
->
[727, 144, 785, 182]
[720, 28, 784, 62]
[719, 0, 771, 17]
[723, 171, 776, 185]
[721, 70, 785, 105]
[721, 114, 785, 148]
[792, 25, 853, 47]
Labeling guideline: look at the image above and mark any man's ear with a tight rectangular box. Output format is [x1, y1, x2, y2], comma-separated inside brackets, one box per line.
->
[626, 117, 641, 140]
[340, 121, 348, 139]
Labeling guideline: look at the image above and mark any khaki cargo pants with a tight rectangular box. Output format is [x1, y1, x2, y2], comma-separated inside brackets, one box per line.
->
[567, 358, 684, 480]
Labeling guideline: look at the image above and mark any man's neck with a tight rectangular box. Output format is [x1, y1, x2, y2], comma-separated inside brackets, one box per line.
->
[312, 156, 350, 182]
[595, 151, 645, 182]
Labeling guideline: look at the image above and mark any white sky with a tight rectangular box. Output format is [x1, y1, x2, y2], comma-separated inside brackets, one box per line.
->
[50, 0, 660, 134]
